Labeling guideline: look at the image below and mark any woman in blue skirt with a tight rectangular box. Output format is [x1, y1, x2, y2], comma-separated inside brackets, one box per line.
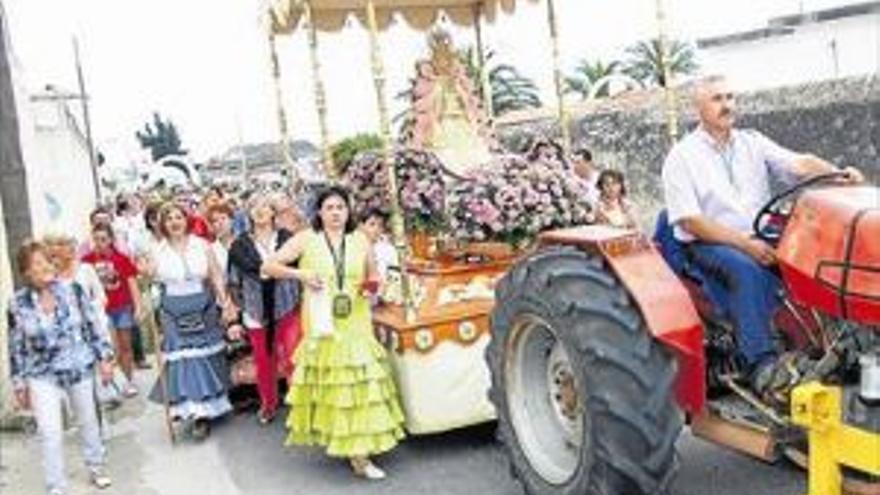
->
[147, 202, 237, 440]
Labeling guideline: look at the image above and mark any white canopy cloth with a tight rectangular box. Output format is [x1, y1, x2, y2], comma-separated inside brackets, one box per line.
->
[270, 0, 538, 34]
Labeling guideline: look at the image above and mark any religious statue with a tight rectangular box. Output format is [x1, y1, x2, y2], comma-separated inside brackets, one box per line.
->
[407, 30, 496, 176]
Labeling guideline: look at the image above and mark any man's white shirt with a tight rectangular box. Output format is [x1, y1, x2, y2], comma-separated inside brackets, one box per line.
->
[662, 127, 800, 242]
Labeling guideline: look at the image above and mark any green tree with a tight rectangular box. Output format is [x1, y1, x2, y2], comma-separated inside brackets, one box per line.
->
[462, 47, 542, 116]
[623, 38, 698, 87]
[330, 133, 383, 176]
[488, 64, 541, 116]
[564, 59, 621, 100]
[136, 112, 187, 161]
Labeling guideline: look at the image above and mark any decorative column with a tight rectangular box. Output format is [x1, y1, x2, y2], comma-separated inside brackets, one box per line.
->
[364, 0, 416, 322]
[304, 0, 335, 179]
[472, 3, 493, 119]
[266, 18, 301, 192]
[656, 0, 679, 143]
[546, 0, 571, 152]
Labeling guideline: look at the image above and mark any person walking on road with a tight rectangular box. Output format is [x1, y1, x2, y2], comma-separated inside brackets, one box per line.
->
[227, 194, 302, 425]
[146, 202, 236, 440]
[81, 224, 142, 398]
[7, 240, 115, 495]
[263, 185, 405, 480]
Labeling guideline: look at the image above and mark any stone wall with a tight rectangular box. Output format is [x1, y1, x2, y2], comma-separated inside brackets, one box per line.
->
[497, 76, 880, 229]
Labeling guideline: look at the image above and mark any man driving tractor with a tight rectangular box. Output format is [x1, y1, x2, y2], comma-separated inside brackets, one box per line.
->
[660, 75, 865, 397]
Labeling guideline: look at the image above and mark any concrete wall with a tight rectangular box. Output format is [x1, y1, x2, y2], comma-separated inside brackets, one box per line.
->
[497, 76, 880, 229]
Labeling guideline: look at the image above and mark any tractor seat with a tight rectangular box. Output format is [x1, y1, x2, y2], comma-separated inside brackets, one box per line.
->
[653, 210, 727, 322]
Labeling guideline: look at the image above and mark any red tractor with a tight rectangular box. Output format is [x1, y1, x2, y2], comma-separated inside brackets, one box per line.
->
[487, 173, 880, 495]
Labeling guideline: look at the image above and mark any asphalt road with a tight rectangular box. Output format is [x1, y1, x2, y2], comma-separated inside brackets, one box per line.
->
[2, 382, 807, 495]
[212, 407, 807, 495]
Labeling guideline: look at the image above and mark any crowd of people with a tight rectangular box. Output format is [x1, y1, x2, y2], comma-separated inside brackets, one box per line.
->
[7, 140, 636, 495]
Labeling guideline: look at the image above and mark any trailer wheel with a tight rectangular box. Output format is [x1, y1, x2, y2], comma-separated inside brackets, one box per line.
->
[487, 246, 683, 495]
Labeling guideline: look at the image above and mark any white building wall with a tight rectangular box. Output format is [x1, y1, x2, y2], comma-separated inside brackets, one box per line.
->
[6, 11, 96, 243]
[701, 14, 880, 91]
[25, 100, 97, 238]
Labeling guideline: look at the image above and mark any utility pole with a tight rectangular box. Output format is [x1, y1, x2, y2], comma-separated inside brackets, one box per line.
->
[73, 37, 100, 202]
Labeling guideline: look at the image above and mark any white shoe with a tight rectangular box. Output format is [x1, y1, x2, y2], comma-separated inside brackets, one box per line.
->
[352, 459, 386, 480]
[90, 466, 112, 489]
[123, 383, 138, 398]
[362, 463, 386, 480]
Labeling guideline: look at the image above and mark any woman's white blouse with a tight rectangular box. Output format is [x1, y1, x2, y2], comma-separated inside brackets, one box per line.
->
[154, 236, 210, 296]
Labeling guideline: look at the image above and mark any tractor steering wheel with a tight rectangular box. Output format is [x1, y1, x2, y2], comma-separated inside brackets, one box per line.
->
[752, 171, 850, 244]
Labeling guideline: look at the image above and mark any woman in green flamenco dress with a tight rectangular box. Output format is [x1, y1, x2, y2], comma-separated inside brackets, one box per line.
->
[262, 185, 405, 480]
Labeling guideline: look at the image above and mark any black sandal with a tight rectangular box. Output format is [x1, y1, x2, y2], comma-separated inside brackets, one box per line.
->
[191, 419, 211, 440]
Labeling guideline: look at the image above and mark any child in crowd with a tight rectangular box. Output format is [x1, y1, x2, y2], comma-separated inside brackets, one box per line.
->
[82, 224, 142, 397]
[595, 169, 638, 230]
[359, 208, 398, 289]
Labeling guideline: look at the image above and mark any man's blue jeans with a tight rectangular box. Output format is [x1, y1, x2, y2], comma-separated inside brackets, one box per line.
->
[687, 243, 782, 366]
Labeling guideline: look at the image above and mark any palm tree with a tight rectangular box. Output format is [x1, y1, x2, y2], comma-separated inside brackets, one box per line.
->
[488, 64, 541, 115]
[461, 47, 542, 115]
[623, 38, 698, 87]
[565, 59, 621, 100]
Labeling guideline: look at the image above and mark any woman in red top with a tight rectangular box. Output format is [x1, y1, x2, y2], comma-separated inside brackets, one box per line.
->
[82, 224, 142, 397]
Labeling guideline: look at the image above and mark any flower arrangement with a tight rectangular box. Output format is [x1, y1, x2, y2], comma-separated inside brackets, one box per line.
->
[342, 148, 592, 247]
[343, 150, 391, 215]
[341, 149, 446, 234]
[395, 149, 446, 233]
[447, 154, 593, 246]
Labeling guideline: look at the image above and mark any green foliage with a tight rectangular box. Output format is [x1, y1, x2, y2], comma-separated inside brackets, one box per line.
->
[136, 112, 187, 161]
[623, 38, 698, 87]
[489, 64, 541, 116]
[565, 59, 622, 100]
[464, 47, 542, 116]
[330, 133, 383, 176]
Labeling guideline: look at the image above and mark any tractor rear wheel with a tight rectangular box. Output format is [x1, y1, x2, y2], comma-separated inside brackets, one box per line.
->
[487, 247, 683, 495]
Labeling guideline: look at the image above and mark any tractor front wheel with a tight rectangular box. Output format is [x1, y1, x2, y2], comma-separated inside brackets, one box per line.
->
[487, 247, 683, 495]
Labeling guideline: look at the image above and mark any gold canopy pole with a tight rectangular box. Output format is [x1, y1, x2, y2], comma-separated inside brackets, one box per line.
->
[364, 0, 416, 322]
[656, 0, 679, 143]
[304, 0, 336, 179]
[266, 16, 301, 192]
[546, 0, 571, 152]
[472, 3, 493, 120]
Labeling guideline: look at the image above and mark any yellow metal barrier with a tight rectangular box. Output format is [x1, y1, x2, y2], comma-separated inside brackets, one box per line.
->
[791, 382, 880, 495]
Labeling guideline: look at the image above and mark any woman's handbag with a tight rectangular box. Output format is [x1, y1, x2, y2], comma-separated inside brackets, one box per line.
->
[160, 291, 218, 334]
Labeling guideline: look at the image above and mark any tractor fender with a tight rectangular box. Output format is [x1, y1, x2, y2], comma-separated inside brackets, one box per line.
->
[540, 225, 706, 414]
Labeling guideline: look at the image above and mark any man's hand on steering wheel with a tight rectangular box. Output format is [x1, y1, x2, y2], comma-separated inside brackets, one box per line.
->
[837, 165, 865, 184]
[752, 168, 864, 244]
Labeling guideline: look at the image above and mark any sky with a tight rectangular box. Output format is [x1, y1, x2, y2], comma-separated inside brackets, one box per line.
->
[3, 0, 860, 164]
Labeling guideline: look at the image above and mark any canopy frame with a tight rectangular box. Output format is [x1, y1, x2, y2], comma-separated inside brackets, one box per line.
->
[267, 0, 585, 321]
